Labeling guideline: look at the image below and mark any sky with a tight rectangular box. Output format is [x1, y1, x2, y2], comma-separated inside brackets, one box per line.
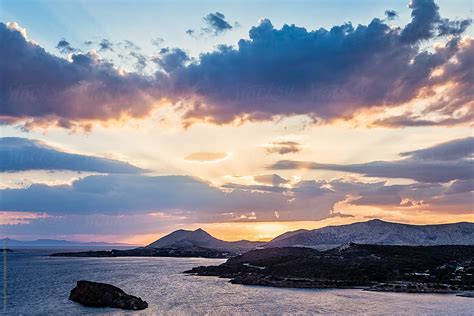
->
[0, 0, 473, 244]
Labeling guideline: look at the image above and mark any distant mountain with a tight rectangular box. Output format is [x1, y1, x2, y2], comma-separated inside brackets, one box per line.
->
[1, 238, 133, 248]
[147, 228, 265, 253]
[265, 219, 474, 250]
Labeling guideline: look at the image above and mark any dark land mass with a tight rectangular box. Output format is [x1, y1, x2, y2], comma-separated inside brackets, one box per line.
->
[51, 246, 233, 258]
[185, 244, 474, 293]
[69, 280, 148, 310]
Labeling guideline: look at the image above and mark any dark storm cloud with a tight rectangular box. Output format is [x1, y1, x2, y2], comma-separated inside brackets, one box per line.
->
[270, 137, 474, 183]
[0, 137, 143, 174]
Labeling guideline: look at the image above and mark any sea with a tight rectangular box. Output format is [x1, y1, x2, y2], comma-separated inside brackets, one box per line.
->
[2, 249, 473, 315]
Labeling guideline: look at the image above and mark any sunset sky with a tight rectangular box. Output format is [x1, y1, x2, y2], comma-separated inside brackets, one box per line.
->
[0, 0, 473, 244]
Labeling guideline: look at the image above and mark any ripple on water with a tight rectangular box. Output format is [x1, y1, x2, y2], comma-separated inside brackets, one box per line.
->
[2, 250, 473, 315]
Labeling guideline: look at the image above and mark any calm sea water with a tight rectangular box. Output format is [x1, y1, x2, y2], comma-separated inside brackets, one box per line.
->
[1, 249, 473, 315]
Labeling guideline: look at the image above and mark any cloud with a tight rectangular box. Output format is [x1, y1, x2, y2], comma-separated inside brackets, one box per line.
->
[399, 137, 474, 161]
[401, 0, 471, 43]
[1, 1, 472, 129]
[98, 38, 114, 52]
[343, 181, 473, 213]
[2, 173, 471, 240]
[165, 2, 472, 125]
[1, 165, 472, 239]
[187, 12, 235, 37]
[445, 179, 474, 195]
[184, 152, 228, 162]
[0, 174, 340, 222]
[327, 211, 354, 218]
[253, 174, 289, 186]
[202, 12, 233, 35]
[152, 47, 190, 73]
[0, 137, 143, 174]
[56, 39, 77, 54]
[265, 141, 302, 155]
[0, 22, 160, 129]
[270, 137, 474, 183]
[385, 10, 398, 21]
[151, 37, 164, 48]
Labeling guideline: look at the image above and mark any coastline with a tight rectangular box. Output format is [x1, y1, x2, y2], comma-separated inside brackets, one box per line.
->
[186, 271, 472, 295]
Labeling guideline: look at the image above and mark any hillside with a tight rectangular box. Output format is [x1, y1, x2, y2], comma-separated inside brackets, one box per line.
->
[186, 244, 474, 292]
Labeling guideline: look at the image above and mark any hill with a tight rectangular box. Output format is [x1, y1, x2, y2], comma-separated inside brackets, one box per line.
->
[147, 228, 265, 253]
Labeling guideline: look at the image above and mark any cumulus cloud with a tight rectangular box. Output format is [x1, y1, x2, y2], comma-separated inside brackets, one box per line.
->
[184, 152, 228, 162]
[270, 137, 474, 183]
[0, 137, 143, 174]
[265, 141, 302, 155]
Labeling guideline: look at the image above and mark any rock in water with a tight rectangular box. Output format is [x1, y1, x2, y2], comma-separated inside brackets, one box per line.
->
[69, 280, 148, 310]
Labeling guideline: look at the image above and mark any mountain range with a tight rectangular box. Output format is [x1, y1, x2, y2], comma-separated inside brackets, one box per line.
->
[146, 220, 474, 252]
[1, 238, 133, 248]
[264, 219, 474, 250]
[48, 219, 474, 258]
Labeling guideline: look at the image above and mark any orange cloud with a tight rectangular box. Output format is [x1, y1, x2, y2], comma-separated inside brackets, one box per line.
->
[184, 152, 229, 162]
